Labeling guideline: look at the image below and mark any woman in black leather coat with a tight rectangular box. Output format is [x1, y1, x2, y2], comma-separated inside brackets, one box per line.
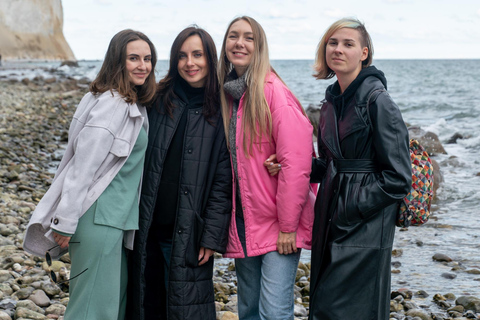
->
[307, 18, 412, 320]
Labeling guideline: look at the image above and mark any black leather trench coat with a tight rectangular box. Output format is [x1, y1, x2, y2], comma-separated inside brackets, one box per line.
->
[127, 96, 232, 320]
[309, 72, 411, 320]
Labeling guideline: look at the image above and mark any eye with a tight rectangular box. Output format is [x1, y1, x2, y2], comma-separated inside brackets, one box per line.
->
[129, 56, 138, 61]
[228, 35, 237, 39]
[179, 53, 186, 59]
[144, 57, 151, 62]
[194, 52, 203, 58]
[246, 37, 254, 41]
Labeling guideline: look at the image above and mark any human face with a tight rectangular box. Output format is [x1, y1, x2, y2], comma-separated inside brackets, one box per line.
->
[177, 35, 208, 88]
[225, 19, 254, 77]
[126, 40, 152, 86]
[325, 28, 368, 87]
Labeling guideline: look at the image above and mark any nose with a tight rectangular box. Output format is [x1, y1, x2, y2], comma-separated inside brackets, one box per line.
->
[235, 37, 245, 48]
[137, 59, 146, 70]
[186, 56, 195, 67]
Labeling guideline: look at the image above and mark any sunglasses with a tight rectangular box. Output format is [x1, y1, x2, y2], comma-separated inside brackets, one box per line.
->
[46, 243, 88, 284]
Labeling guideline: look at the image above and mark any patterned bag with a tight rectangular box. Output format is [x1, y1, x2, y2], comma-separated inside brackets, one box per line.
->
[396, 139, 434, 227]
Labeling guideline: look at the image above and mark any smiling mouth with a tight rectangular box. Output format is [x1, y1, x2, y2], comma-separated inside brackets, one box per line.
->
[232, 52, 247, 56]
[186, 70, 199, 76]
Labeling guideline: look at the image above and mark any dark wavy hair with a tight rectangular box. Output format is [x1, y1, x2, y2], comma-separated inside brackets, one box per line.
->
[90, 29, 157, 105]
[157, 26, 219, 120]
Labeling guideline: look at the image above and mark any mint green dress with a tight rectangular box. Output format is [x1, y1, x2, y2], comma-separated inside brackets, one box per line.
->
[65, 127, 147, 320]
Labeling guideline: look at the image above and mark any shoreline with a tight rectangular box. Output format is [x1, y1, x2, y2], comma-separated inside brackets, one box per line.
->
[0, 78, 477, 320]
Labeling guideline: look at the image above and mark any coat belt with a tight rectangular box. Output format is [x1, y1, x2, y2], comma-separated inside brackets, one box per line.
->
[333, 159, 378, 173]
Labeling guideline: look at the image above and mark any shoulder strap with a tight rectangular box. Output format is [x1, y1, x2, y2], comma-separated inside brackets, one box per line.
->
[365, 89, 386, 129]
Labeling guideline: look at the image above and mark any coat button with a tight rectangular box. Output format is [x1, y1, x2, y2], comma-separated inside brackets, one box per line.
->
[188, 149, 192, 153]
[184, 190, 188, 195]
[238, 177, 241, 180]
[53, 218, 59, 225]
[195, 110, 199, 114]
[178, 229, 183, 234]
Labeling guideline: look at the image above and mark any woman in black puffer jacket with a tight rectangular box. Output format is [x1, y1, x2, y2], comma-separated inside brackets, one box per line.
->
[126, 26, 232, 320]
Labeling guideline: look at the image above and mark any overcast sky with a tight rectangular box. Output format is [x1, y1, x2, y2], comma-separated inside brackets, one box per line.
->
[62, 0, 480, 61]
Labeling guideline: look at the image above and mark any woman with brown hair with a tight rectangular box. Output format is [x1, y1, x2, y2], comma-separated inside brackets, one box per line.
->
[127, 26, 232, 320]
[24, 29, 157, 319]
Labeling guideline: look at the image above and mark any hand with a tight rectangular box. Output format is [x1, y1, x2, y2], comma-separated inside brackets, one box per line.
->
[264, 154, 282, 176]
[198, 247, 215, 266]
[53, 231, 71, 249]
[276, 231, 297, 255]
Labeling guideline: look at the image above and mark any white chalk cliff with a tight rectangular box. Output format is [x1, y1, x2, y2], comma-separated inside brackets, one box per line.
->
[0, 0, 75, 61]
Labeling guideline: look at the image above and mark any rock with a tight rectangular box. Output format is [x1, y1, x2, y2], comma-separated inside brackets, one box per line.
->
[16, 300, 45, 315]
[217, 311, 239, 320]
[14, 307, 46, 320]
[415, 290, 429, 298]
[392, 249, 403, 257]
[0, 299, 16, 309]
[28, 290, 51, 307]
[456, 296, 480, 312]
[41, 283, 61, 297]
[466, 268, 480, 274]
[305, 104, 321, 139]
[408, 126, 447, 156]
[441, 273, 457, 279]
[59, 61, 79, 68]
[433, 253, 453, 262]
[0, 311, 11, 320]
[446, 133, 464, 144]
[45, 303, 66, 316]
[12, 286, 34, 299]
[405, 308, 433, 320]
[0, 1, 75, 60]
[294, 304, 308, 317]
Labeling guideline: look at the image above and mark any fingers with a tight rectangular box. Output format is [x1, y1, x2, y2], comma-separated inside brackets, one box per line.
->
[198, 247, 214, 266]
[277, 232, 298, 255]
[53, 232, 71, 249]
[264, 154, 282, 176]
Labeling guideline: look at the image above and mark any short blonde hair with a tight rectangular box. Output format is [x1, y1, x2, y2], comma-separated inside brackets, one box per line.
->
[313, 18, 373, 80]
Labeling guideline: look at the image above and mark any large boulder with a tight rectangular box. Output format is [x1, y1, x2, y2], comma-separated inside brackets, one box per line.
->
[0, 0, 76, 61]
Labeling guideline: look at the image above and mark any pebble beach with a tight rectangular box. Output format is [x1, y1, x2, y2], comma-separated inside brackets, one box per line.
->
[1, 72, 480, 320]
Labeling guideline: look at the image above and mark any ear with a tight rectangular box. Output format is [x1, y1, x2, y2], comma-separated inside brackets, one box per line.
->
[361, 47, 368, 62]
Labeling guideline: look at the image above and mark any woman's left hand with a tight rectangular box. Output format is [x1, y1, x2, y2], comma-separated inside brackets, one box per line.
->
[198, 247, 215, 266]
[264, 154, 282, 176]
[276, 231, 297, 255]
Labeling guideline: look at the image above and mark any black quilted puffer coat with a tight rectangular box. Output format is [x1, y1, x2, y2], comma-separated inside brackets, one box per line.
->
[127, 89, 232, 320]
[309, 66, 411, 320]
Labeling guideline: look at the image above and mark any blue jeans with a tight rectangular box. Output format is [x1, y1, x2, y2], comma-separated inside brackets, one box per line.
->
[235, 250, 301, 320]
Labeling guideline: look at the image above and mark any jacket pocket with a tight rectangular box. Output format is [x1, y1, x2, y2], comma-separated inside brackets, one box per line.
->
[185, 212, 205, 268]
[341, 182, 363, 225]
[109, 138, 130, 157]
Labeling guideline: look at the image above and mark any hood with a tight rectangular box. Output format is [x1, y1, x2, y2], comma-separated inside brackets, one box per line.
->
[325, 66, 387, 118]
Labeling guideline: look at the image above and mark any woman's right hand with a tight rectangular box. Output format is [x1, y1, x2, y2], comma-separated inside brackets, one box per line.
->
[264, 154, 282, 176]
[53, 231, 71, 249]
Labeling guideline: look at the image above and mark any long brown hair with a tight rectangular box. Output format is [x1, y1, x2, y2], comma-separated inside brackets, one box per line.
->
[90, 29, 157, 105]
[157, 26, 219, 120]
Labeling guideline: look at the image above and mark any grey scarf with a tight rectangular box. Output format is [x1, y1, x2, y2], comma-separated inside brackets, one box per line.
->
[224, 71, 247, 100]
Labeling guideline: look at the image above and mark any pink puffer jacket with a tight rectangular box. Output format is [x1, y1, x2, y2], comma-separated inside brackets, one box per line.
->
[224, 73, 316, 258]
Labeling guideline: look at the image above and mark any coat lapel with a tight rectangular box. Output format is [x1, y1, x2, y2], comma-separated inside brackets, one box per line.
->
[319, 102, 343, 160]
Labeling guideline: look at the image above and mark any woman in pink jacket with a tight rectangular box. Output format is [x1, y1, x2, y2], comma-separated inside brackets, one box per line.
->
[219, 16, 316, 320]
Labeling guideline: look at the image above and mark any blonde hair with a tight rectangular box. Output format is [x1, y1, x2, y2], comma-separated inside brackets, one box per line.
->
[218, 16, 273, 156]
[313, 17, 373, 80]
